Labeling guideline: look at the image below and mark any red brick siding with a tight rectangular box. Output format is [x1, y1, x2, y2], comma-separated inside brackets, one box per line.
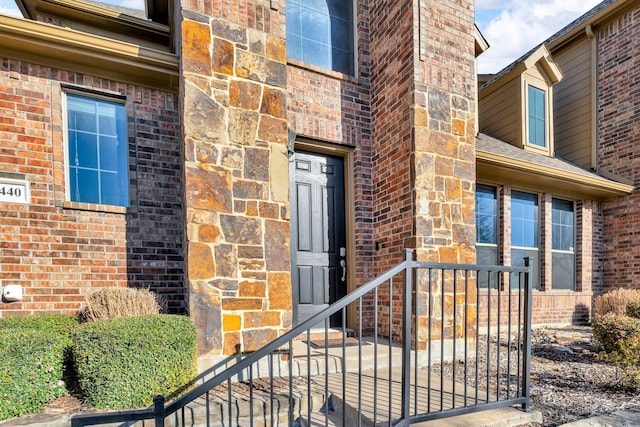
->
[0, 58, 184, 316]
[286, 1, 375, 330]
[368, 0, 414, 341]
[598, 7, 640, 292]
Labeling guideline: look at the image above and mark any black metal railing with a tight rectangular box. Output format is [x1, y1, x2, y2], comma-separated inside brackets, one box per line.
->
[71, 250, 532, 427]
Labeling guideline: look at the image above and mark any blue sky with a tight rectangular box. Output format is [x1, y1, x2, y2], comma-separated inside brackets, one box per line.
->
[1, 0, 603, 74]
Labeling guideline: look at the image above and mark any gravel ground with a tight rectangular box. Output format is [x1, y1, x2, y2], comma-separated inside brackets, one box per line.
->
[436, 326, 640, 427]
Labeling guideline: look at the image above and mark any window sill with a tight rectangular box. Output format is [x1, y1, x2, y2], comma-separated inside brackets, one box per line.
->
[61, 200, 129, 214]
[287, 58, 359, 84]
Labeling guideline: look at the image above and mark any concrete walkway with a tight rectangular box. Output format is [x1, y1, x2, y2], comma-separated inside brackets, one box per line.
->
[557, 407, 640, 426]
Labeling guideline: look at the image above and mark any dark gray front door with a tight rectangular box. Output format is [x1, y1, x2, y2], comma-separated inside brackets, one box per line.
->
[290, 150, 347, 327]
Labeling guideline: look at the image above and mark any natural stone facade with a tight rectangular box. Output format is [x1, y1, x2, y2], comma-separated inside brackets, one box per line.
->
[179, 1, 291, 356]
[369, 1, 477, 347]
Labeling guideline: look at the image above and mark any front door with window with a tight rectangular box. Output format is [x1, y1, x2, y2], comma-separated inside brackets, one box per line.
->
[290, 151, 347, 327]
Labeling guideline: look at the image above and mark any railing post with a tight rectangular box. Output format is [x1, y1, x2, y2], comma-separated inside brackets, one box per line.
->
[521, 258, 533, 412]
[153, 395, 165, 427]
[400, 249, 414, 425]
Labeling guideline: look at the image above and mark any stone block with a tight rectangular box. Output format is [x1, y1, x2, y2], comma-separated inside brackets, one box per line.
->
[223, 331, 241, 355]
[269, 144, 289, 202]
[243, 328, 278, 352]
[222, 298, 263, 310]
[188, 242, 215, 279]
[198, 224, 221, 243]
[265, 219, 290, 270]
[229, 109, 259, 145]
[213, 38, 235, 75]
[239, 280, 266, 297]
[238, 245, 263, 259]
[215, 244, 237, 277]
[185, 166, 233, 213]
[190, 286, 222, 355]
[260, 86, 286, 119]
[211, 19, 247, 43]
[209, 278, 239, 291]
[233, 180, 267, 199]
[265, 60, 286, 87]
[244, 311, 281, 328]
[244, 147, 270, 181]
[266, 34, 286, 62]
[236, 50, 267, 82]
[182, 20, 212, 75]
[257, 115, 288, 144]
[183, 82, 227, 142]
[223, 314, 242, 332]
[268, 271, 291, 310]
[229, 80, 261, 110]
[220, 215, 263, 245]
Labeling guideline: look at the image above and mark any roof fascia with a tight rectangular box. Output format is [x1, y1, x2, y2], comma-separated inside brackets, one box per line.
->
[474, 24, 489, 57]
[548, 0, 636, 52]
[481, 45, 562, 98]
[0, 15, 178, 91]
[477, 149, 634, 200]
[16, 0, 169, 42]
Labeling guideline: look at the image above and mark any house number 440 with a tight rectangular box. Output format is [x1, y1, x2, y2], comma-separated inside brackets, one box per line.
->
[0, 178, 30, 204]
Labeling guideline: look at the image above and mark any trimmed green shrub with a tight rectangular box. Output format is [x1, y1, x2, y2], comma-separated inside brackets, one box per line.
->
[0, 314, 79, 338]
[72, 314, 197, 409]
[592, 313, 640, 390]
[0, 329, 71, 420]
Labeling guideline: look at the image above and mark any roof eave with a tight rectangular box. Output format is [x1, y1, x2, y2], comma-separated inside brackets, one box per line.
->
[548, 0, 637, 51]
[0, 15, 178, 92]
[477, 149, 634, 201]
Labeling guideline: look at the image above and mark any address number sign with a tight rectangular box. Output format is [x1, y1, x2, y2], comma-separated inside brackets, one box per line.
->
[0, 177, 30, 204]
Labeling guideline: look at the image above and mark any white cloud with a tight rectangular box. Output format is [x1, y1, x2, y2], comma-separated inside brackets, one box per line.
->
[476, 0, 602, 74]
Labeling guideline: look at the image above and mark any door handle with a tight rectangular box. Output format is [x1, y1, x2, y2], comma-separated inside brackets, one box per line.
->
[340, 259, 346, 282]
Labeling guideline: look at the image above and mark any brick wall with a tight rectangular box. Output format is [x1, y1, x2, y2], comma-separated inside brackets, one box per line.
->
[598, 6, 640, 292]
[287, 0, 375, 330]
[369, 0, 414, 342]
[0, 58, 184, 316]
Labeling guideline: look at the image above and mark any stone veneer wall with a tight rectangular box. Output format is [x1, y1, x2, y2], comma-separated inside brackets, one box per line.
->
[0, 58, 184, 315]
[179, 1, 292, 356]
[412, 1, 477, 347]
[368, 0, 477, 346]
[599, 6, 640, 292]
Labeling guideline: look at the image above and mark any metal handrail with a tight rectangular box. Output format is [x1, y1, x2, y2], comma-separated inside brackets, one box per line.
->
[72, 250, 533, 427]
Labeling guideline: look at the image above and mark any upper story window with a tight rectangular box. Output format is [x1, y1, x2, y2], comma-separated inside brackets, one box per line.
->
[64, 93, 129, 207]
[527, 85, 546, 148]
[286, 0, 354, 75]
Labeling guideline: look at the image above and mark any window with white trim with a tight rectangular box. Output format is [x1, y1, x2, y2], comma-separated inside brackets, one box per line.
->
[64, 93, 129, 207]
[286, 0, 354, 75]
